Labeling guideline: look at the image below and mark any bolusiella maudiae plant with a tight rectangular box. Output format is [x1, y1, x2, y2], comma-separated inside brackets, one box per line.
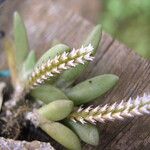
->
[2, 12, 149, 150]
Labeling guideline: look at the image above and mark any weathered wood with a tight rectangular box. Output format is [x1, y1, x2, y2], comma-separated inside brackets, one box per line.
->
[0, 137, 55, 150]
[0, 0, 150, 149]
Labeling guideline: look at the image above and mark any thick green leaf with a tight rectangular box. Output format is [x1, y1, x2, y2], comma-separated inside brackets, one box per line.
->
[65, 120, 99, 146]
[35, 44, 70, 68]
[55, 25, 102, 89]
[84, 24, 102, 50]
[21, 50, 36, 80]
[30, 84, 68, 104]
[38, 100, 73, 121]
[14, 12, 29, 68]
[66, 74, 119, 105]
[40, 121, 81, 150]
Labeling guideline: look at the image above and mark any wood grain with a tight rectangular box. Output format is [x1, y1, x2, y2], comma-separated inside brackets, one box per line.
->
[0, 0, 150, 149]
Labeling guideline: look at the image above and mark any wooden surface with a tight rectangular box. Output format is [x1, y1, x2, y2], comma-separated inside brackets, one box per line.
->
[0, 0, 150, 149]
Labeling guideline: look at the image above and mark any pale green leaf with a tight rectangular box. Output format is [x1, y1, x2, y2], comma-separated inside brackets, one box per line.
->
[35, 44, 70, 68]
[14, 12, 29, 68]
[66, 74, 119, 105]
[65, 120, 99, 146]
[38, 100, 73, 121]
[40, 121, 81, 150]
[30, 84, 68, 104]
[21, 50, 36, 80]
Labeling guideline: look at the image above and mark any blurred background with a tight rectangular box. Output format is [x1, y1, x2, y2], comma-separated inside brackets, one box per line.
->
[0, 0, 150, 58]
[76, 0, 150, 59]
[65, 0, 150, 58]
[101, 0, 150, 59]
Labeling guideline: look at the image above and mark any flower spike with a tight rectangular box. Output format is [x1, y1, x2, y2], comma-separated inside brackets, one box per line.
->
[27, 44, 94, 89]
[69, 93, 150, 124]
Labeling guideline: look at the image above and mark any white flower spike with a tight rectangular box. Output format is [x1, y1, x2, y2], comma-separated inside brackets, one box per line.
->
[69, 93, 150, 124]
[27, 44, 94, 89]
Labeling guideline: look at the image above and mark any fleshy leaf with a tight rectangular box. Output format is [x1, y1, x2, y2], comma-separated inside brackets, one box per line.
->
[30, 84, 68, 104]
[55, 25, 102, 89]
[66, 74, 119, 105]
[40, 121, 81, 150]
[21, 50, 36, 81]
[38, 100, 73, 121]
[14, 12, 29, 69]
[35, 44, 71, 68]
[65, 120, 99, 146]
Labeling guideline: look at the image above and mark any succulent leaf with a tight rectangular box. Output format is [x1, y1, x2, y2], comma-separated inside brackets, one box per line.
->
[55, 25, 102, 88]
[83, 24, 102, 52]
[21, 50, 36, 81]
[40, 121, 81, 150]
[65, 119, 99, 146]
[30, 84, 68, 104]
[38, 100, 73, 121]
[35, 44, 71, 68]
[66, 74, 119, 105]
[69, 93, 150, 124]
[14, 12, 29, 69]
